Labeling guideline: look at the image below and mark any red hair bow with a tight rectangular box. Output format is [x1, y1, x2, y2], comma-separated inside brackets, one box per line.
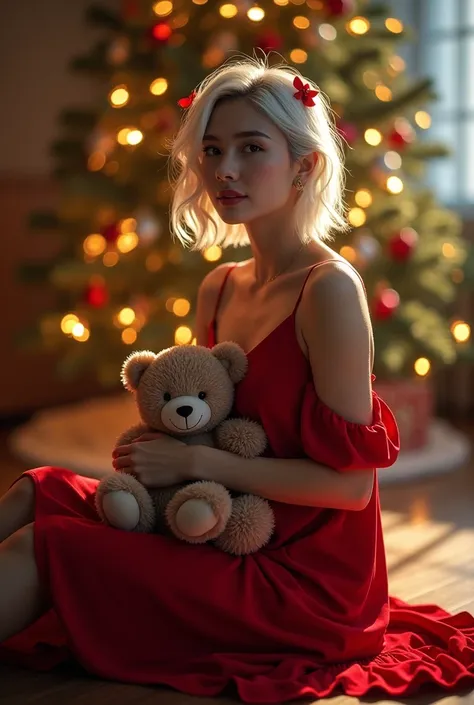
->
[293, 76, 319, 107]
[177, 89, 197, 109]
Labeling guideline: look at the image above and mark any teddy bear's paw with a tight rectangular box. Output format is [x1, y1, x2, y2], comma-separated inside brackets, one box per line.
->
[214, 495, 275, 555]
[95, 472, 156, 532]
[215, 418, 268, 458]
[165, 481, 232, 543]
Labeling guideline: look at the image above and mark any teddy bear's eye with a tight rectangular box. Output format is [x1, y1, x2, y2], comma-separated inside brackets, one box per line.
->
[163, 392, 171, 402]
[198, 391, 206, 400]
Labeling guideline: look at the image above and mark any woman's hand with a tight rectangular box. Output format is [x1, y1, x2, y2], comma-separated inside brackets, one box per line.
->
[112, 432, 194, 488]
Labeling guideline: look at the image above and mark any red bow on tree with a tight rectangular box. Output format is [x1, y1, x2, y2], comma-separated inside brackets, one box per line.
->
[293, 76, 319, 107]
[177, 89, 197, 109]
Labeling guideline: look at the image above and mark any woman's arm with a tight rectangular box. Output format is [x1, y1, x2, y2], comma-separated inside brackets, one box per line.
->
[190, 262, 376, 511]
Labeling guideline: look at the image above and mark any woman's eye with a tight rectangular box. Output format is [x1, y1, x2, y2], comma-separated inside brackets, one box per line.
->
[198, 391, 207, 400]
[201, 144, 262, 156]
[163, 392, 171, 401]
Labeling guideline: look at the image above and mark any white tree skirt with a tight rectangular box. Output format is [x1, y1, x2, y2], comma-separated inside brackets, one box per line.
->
[7, 393, 472, 485]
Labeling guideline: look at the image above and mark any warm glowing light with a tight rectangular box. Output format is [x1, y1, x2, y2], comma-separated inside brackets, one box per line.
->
[385, 17, 403, 33]
[118, 308, 136, 326]
[61, 314, 79, 335]
[126, 129, 143, 146]
[88, 152, 106, 171]
[289, 49, 308, 63]
[375, 85, 392, 101]
[339, 245, 357, 262]
[203, 245, 223, 262]
[451, 321, 471, 343]
[362, 70, 379, 89]
[247, 5, 265, 21]
[348, 207, 367, 227]
[293, 15, 310, 29]
[319, 23, 337, 40]
[122, 327, 138, 344]
[153, 0, 173, 16]
[150, 77, 168, 95]
[386, 176, 404, 193]
[72, 322, 90, 342]
[175, 326, 193, 345]
[109, 85, 129, 107]
[384, 151, 402, 169]
[103, 251, 120, 267]
[389, 55, 405, 72]
[364, 128, 382, 146]
[173, 298, 191, 317]
[414, 357, 430, 377]
[83, 234, 106, 256]
[219, 3, 238, 18]
[347, 17, 370, 35]
[415, 111, 431, 129]
[273, 0, 289, 5]
[146, 252, 164, 271]
[117, 128, 132, 145]
[117, 232, 139, 253]
[355, 189, 373, 208]
[442, 242, 456, 258]
[120, 218, 137, 233]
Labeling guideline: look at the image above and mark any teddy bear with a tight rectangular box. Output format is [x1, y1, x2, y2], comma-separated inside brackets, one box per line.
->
[95, 342, 275, 555]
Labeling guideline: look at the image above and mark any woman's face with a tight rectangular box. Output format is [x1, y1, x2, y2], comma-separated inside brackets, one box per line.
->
[198, 97, 299, 224]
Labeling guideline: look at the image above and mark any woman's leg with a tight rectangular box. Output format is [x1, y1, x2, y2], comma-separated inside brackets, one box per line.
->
[0, 476, 35, 543]
[0, 522, 48, 643]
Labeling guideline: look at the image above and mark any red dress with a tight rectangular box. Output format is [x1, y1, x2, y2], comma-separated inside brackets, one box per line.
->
[1, 261, 473, 702]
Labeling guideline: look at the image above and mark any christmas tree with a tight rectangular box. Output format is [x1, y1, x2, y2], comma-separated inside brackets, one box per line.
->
[19, 0, 473, 388]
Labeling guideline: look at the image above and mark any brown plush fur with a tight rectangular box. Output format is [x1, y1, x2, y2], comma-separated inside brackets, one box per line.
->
[95, 343, 275, 555]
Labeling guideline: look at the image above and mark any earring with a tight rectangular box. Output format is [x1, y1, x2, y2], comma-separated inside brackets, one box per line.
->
[293, 175, 304, 192]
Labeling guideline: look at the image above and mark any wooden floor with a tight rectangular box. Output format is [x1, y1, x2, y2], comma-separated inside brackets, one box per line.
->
[0, 420, 473, 704]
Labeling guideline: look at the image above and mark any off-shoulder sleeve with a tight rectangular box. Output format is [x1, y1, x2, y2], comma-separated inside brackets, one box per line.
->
[300, 376, 400, 472]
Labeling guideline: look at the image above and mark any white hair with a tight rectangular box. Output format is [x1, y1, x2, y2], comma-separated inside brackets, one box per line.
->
[168, 54, 349, 250]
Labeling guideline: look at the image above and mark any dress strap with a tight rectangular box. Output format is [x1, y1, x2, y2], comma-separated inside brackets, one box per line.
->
[210, 263, 238, 341]
[292, 258, 367, 316]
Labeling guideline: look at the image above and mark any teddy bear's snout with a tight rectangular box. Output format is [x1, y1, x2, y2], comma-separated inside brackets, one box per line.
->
[160, 394, 212, 434]
[177, 405, 193, 418]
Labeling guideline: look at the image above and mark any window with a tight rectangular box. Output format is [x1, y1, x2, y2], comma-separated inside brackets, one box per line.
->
[414, 0, 474, 211]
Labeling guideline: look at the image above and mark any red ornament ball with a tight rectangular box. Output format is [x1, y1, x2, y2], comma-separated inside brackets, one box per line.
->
[325, 0, 355, 17]
[255, 30, 283, 53]
[388, 228, 418, 261]
[150, 22, 172, 42]
[101, 222, 121, 242]
[336, 119, 359, 145]
[84, 281, 108, 308]
[372, 288, 400, 320]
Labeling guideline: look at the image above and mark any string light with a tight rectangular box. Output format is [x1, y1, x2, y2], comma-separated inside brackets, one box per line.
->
[122, 328, 138, 344]
[375, 85, 392, 101]
[83, 234, 106, 256]
[61, 314, 79, 335]
[384, 151, 402, 169]
[348, 207, 367, 227]
[442, 242, 456, 258]
[415, 111, 431, 129]
[289, 49, 308, 63]
[386, 176, 404, 194]
[339, 246, 357, 262]
[347, 17, 370, 35]
[203, 245, 222, 261]
[318, 24, 337, 40]
[175, 326, 193, 344]
[109, 85, 129, 108]
[355, 189, 373, 207]
[364, 128, 382, 146]
[72, 322, 90, 342]
[247, 5, 265, 21]
[153, 1, 173, 16]
[150, 78, 168, 95]
[173, 299, 191, 316]
[293, 16, 310, 29]
[385, 18, 403, 33]
[414, 357, 430, 377]
[451, 321, 471, 343]
[219, 3, 238, 18]
[118, 308, 136, 326]
[117, 232, 139, 253]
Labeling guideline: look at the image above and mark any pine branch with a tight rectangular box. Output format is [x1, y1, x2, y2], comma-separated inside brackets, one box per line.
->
[346, 78, 435, 124]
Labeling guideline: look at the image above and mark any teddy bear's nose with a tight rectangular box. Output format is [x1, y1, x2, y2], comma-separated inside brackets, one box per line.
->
[177, 405, 193, 418]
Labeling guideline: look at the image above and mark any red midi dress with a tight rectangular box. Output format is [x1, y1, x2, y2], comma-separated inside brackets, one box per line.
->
[1, 261, 473, 702]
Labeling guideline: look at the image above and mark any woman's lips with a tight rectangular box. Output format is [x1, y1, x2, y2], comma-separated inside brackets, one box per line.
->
[217, 196, 247, 206]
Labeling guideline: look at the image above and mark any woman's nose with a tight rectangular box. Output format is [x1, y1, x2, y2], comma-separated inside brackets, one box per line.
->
[215, 154, 239, 182]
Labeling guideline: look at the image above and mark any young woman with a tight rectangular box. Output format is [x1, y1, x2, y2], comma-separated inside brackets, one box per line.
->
[0, 57, 473, 702]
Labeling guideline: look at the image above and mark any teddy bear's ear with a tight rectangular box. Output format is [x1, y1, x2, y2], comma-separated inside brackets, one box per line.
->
[212, 342, 248, 384]
[121, 350, 157, 391]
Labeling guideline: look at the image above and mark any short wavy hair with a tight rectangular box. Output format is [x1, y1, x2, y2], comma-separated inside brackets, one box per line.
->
[168, 54, 348, 250]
